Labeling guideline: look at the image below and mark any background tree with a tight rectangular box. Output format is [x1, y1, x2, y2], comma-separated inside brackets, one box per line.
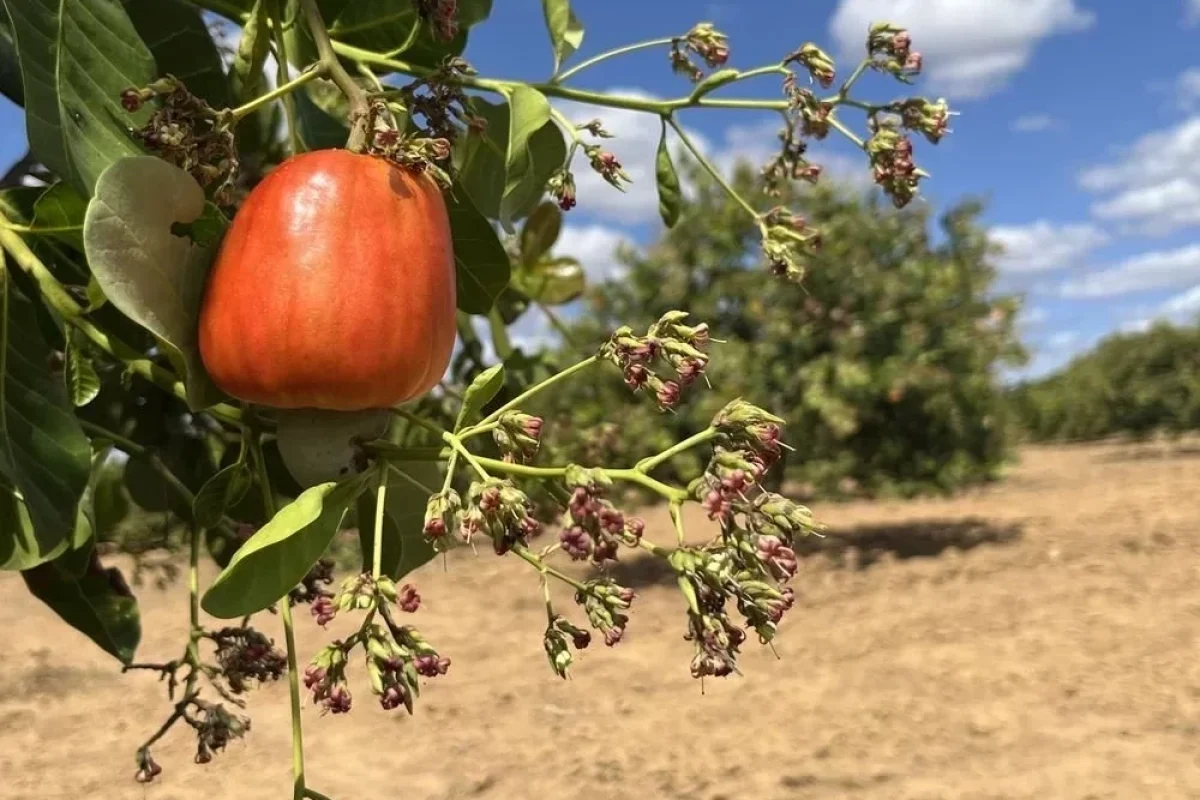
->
[536, 162, 1027, 498]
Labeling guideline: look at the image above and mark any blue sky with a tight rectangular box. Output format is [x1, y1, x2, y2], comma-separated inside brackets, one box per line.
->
[3, 0, 1199, 379]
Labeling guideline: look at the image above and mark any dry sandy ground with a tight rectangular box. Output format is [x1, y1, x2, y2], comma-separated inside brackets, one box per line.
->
[3, 440, 1200, 800]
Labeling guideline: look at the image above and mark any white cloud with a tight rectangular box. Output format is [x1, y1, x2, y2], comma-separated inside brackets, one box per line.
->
[1011, 113, 1055, 132]
[1188, 0, 1200, 25]
[989, 220, 1108, 273]
[829, 0, 1094, 99]
[1059, 244, 1200, 298]
[1176, 67, 1200, 110]
[1160, 284, 1200, 317]
[1078, 116, 1200, 235]
[555, 224, 633, 283]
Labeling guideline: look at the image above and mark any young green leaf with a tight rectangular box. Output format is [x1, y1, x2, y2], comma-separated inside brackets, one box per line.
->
[519, 201, 563, 266]
[63, 329, 100, 407]
[655, 122, 683, 228]
[275, 408, 389, 488]
[22, 550, 140, 664]
[202, 474, 371, 619]
[689, 67, 741, 100]
[230, 0, 271, 104]
[541, 0, 584, 74]
[453, 95, 566, 230]
[83, 157, 226, 411]
[513, 256, 586, 305]
[31, 182, 86, 251]
[387, 462, 443, 579]
[446, 188, 512, 314]
[0, 258, 91, 560]
[193, 462, 253, 529]
[2, 0, 154, 195]
[455, 363, 505, 430]
[123, 0, 232, 107]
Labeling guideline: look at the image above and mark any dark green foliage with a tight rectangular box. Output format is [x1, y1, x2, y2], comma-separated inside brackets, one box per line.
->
[534, 163, 1026, 498]
[1010, 320, 1200, 442]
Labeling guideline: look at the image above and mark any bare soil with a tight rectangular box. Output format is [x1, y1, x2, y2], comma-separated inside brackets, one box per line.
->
[3, 440, 1200, 800]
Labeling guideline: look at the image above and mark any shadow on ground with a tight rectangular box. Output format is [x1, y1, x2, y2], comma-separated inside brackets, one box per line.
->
[1091, 444, 1200, 463]
[599, 517, 1024, 588]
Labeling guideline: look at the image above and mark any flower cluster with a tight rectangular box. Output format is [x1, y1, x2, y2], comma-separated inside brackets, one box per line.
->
[576, 579, 636, 646]
[761, 116, 822, 197]
[760, 206, 822, 281]
[493, 411, 544, 463]
[599, 311, 711, 409]
[892, 97, 953, 144]
[207, 626, 287, 695]
[395, 57, 481, 147]
[866, 22, 922, 81]
[421, 488, 464, 551]
[192, 701, 251, 765]
[585, 144, 632, 191]
[670, 22, 730, 81]
[866, 122, 926, 208]
[548, 168, 578, 211]
[305, 573, 449, 715]
[416, 0, 460, 42]
[460, 478, 542, 555]
[121, 75, 239, 206]
[785, 43, 836, 88]
[558, 465, 645, 565]
[543, 615, 592, 678]
[289, 556, 335, 607]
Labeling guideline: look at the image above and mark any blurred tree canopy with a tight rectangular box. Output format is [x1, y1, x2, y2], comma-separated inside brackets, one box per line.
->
[529, 162, 1027, 499]
[1009, 320, 1200, 442]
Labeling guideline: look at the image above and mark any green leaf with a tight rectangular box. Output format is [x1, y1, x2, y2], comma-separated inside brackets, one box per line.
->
[0, 257, 91, 559]
[275, 408, 389, 488]
[193, 462, 253, 529]
[500, 86, 553, 228]
[355, 462, 442, 580]
[453, 96, 566, 229]
[123, 0, 232, 108]
[63, 328, 100, 407]
[294, 80, 351, 151]
[201, 474, 370, 619]
[231, 0, 270, 104]
[0, 479, 65, 570]
[32, 182, 86, 251]
[89, 451, 129, 539]
[83, 157, 225, 411]
[2, 0, 155, 195]
[689, 68, 740, 101]
[655, 122, 683, 228]
[446, 188, 511, 315]
[455, 363, 504, 430]
[22, 549, 140, 664]
[0, 9, 24, 106]
[514, 256, 585, 305]
[519, 201, 562, 266]
[541, 0, 584, 74]
[322, 0, 492, 69]
[388, 462, 441, 578]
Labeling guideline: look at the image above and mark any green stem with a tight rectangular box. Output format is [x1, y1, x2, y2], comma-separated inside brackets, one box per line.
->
[464, 355, 599, 437]
[635, 427, 717, 474]
[553, 37, 674, 83]
[0, 222, 83, 235]
[667, 116, 759, 221]
[472, 456, 687, 503]
[297, 0, 372, 152]
[826, 113, 866, 149]
[668, 501, 685, 545]
[250, 412, 309, 800]
[0, 221, 244, 428]
[511, 543, 586, 592]
[232, 65, 324, 120]
[836, 58, 872, 99]
[443, 434, 490, 480]
[371, 465, 387, 581]
[266, 0, 302, 156]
